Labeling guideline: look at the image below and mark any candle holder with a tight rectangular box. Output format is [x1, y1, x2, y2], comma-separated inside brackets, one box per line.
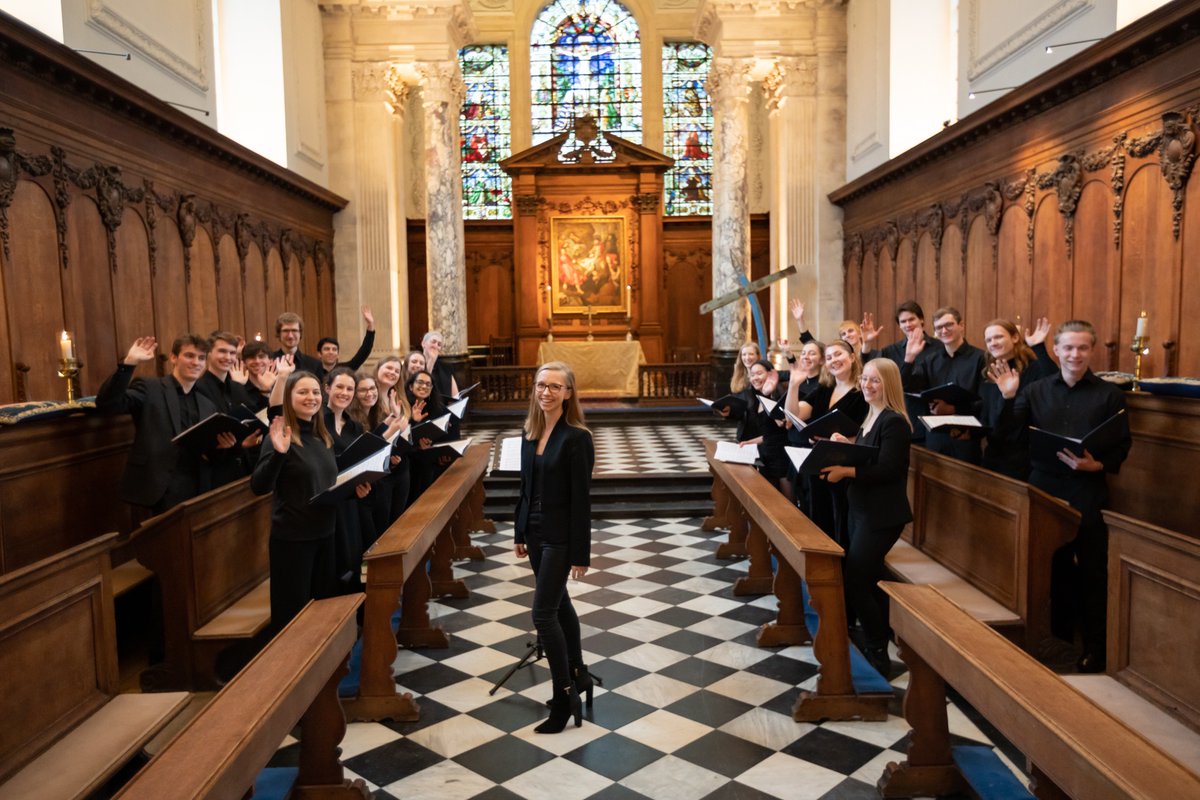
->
[57, 358, 82, 403]
[625, 313, 632, 342]
[547, 315, 554, 343]
[586, 306, 594, 342]
[1131, 311, 1150, 391]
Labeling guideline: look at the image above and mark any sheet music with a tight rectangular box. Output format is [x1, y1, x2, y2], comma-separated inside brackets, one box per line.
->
[446, 397, 469, 419]
[783, 407, 806, 429]
[785, 446, 813, 471]
[498, 436, 523, 471]
[715, 440, 758, 465]
[759, 396, 778, 415]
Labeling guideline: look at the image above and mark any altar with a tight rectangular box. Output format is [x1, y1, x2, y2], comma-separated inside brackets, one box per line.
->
[536, 340, 646, 398]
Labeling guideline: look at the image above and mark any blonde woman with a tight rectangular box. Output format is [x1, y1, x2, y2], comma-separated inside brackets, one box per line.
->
[513, 362, 595, 733]
[823, 358, 913, 677]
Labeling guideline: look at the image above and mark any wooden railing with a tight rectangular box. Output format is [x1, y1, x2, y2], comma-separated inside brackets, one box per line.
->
[639, 363, 711, 399]
[467, 363, 710, 404]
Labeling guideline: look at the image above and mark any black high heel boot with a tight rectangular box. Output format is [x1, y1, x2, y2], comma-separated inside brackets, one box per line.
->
[535, 685, 582, 734]
[572, 663, 602, 708]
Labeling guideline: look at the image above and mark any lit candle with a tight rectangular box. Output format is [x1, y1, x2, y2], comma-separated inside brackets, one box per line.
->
[626, 283, 632, 312]
[1136, 311, 1148, 339]
[254, 332, 263, 342]
[59, 330, 75, 361]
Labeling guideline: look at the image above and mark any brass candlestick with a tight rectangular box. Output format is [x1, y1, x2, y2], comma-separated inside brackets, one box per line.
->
[1130, 311, 1150, 391]
[57, 358, 82, 403]
[586, 306, 594, 342]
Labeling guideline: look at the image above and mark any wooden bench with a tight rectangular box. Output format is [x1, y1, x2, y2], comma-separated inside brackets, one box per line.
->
[0, 535, 190, 799]
[113, 594, 368, 800]
[877, 580, 1200, 799]
[704, 440, 892, 722]
[342, 443, 491, 722]
[889, 447, 1080, 647]
[1062, 511, 1200, 771]
[130, 476, 272, 690]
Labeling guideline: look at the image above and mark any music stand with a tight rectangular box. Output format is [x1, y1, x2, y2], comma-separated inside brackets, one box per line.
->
[489, 634, 544, 695]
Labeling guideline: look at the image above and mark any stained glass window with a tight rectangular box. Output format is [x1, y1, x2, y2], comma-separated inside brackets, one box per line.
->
[530, 0, 642, 145]
[459, 45, 512, 220]
[662, 42, 713, 216]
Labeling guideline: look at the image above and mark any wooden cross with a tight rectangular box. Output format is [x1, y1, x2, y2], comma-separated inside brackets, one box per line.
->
[700, 265, 796, 353]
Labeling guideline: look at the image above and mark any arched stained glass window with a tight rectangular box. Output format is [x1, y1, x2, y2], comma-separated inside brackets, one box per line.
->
[662, 42, 712, 216]
[530, 0, 641, 144]
[459, 45, 512, 220]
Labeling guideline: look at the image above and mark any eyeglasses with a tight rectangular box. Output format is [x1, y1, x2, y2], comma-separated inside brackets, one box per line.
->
[280, 327, 301, 334]
[933, 321, 958, 331]
[412, 380, 432, 388]
[535, 382, 566, 394]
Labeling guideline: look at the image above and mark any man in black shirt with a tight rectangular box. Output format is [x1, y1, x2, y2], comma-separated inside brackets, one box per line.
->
[314, 305, 376, 379]
[900, 306, 986, 463]
[864, 300, 938, 443]
[995, 320, 1130, 671]
[196, 330, 260, 486]
[271, 312, 323, 376]
[96, 334, 237, 513]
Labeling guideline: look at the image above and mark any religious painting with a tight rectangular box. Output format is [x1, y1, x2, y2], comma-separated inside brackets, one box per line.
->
[549, 216, 628, 314]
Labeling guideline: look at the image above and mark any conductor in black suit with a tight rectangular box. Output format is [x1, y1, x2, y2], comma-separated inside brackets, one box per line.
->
[96, 334, 238, 513]
[514, 361, 594, 734]
[823, 358, 913, 678]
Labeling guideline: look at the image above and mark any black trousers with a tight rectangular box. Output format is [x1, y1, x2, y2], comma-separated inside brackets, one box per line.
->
[843, 520, 905, 651]
[269, 535, 338, 635]
[526, 516, 582, 692]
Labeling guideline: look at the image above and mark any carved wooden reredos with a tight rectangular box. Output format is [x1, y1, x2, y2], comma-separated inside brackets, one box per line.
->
[0, 16, 344, 404]
[501, 121, 673, 364]
[833, 2, 1200, 379]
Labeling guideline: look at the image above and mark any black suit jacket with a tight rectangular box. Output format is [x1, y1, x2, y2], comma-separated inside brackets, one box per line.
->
[847, 409, 913, 530]
[271, 348, 324, 378]
[513, 422, 594, 566]
[96, 364, 219, 509]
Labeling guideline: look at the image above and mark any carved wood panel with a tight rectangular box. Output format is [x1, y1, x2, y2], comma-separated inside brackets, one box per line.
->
[939, 225, 964, 313]
[1031, 196, 1071, 333]
[6, 182, 66, 400]
[63, 198, 116, 394]
[1120, 165, 1178, 376]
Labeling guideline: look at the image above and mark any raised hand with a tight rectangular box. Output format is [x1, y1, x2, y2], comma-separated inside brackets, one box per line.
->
[383, 412, 409, 440]
[789, 298, 806, 326]
[123, 336, 158, 365]
[268, 416, 291, 454]
[411, 399, 427, 422]
[275, 354, 296, 379]
[1025, 316, 1051, 347]
[251, 361, 277, 392]
[904, 328, 926, 363]
[362, 305, 375, 330]
[987, 359, 1021, 399]
[861, 312, 883, 346]
[229, 359, 249, 385]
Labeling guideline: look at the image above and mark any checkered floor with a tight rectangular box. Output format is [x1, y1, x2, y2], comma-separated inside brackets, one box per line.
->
[468, 421, 736, 476]
[272, 519, 1023, 799]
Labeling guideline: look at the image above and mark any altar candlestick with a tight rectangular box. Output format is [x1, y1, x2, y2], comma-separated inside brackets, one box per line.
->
[1135, 311, 1148, 338]
[59, 330, 75, 361]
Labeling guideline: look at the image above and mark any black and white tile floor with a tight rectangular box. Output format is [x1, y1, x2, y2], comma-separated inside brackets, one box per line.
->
[273, 518, 1023, 799]
[468, 421, 736, 476]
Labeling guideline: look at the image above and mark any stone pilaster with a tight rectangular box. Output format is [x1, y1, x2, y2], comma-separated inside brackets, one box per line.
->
[417, 60, 468, 357]
[706, 56, 755, 353]
[814, 2, 848, 341]
[765, 56, 818, 343]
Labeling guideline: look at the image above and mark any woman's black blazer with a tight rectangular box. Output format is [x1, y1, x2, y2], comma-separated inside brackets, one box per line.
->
[513, 421, 594, 566]
[847, 408, 913, 529]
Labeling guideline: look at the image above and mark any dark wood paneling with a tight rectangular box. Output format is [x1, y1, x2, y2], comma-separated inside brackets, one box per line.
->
[243, 245, 267, 346]
[939, 224, 964, 313]
[181, 219, 219, 337]
[1119, 165, 1178, 375]
[859, 248, 878, 328]
[1073, 182, 1119, 370]
[1031, 196, 1071, 331]
[5, 182, 64, 400]
[284, 253, 302, 320]
[877, 248, 896, 331]
[1179, 163, 1200, 376]
[63, 198, 116, 396]
[895, 238, 915, 316]
[964, 215, 995, 330]
[148, 209, 188, 348]
[995, 207, 1030, 324]
[914, 232, 938, 320]
[301, 256, 321, 346]
[265, 247, 286, 342]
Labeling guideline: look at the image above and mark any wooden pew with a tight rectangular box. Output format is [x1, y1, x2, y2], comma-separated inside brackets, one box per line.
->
[877, 581, 1200, 799]
[1062, 512, 1200, 770]
[130, 476, 272, 690]
[0, 535, 190, 799]
[113, 594, 367, 799]
[888, 447, 1079, 648]
[342, 443, 490, 722]
[704, 440, 891, 722]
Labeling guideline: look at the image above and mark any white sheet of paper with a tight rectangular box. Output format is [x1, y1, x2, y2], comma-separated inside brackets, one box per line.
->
[784, 407, 806, 429]
[330, 446, 390, 490]
[498, 436, 523, 471]
[920, 415, 982, 430]
[785, 446, 813, 471]
[446, 397, 469, 419]
[759, 396, 778, 415]
[428, 413, 452, 432]
[437, 437, 472, 455]
[698, 397, 714, 407]
[715, 440, 758, 465]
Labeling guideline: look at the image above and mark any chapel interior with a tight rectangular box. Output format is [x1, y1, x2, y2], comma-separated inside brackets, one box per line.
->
[1, 0, 1198, 798]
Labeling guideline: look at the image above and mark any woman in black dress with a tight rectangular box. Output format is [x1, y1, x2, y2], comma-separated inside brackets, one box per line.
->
[349, 371, 409, 536]
[514, 361, 594, 733]
[785, 339, 868, 543]
[823, 358, 913, 677]
[980, 317, 1054, 479]
[405, 369, 457, 501]
[323, 367, 374, 590]
[737, 360, 792, 499]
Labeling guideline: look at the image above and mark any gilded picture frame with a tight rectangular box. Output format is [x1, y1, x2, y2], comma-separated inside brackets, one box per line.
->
[549, 215, 629, 315]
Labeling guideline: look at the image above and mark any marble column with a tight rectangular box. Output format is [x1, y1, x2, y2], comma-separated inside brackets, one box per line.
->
[417, 61, 468, 362]
[765, 57, 819, 343]
[707, 56, 755, 355]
